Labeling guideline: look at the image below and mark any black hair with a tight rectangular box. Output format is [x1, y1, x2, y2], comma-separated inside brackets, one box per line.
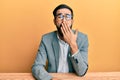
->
[53, 4, 73, 18]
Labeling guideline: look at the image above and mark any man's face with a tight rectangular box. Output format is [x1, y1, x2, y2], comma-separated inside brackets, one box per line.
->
[54, 8, 73, 37]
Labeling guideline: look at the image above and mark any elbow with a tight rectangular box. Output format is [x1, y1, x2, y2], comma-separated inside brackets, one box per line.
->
[31, 64, 38, 78]
[77, 65, 88, 77]
[31, 65, 36, 78]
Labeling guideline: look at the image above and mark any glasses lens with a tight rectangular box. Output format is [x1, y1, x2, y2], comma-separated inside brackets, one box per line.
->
[57, 15, 63, 19]
[66, 14, 72, 20]
[56, 14, 72, 20]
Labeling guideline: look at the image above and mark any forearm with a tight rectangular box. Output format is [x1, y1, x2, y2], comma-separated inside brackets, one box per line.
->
[70, 51, 88, 76]
[69, 41, 78, 54]
[32, 64, 52, 80]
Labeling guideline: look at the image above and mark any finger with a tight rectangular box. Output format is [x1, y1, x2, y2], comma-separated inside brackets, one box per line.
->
[65, 22, 71, 33]
[64, 21, 72, 33]
[61, 23, 66, 34]
[63, 22, 69, 33]
[61, 24, 65, 36]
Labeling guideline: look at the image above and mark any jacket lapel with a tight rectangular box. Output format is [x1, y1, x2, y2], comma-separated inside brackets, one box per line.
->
[67, 47, 73, 72]
[52, 32, 60, 72]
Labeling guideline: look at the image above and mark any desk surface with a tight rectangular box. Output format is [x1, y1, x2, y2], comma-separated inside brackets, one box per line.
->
[0, 72, 120, 80]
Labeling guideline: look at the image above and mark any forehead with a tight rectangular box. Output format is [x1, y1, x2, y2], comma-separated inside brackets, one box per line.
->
[56, 8, 71, 15]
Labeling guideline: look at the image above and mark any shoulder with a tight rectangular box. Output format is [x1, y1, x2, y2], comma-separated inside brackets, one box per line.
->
[77, 31, 88, 39]
[75, 30, 89, 46]
[41, 31, 57, 41]
[77, 31, 88, 46]
[72, 30, 88, 40]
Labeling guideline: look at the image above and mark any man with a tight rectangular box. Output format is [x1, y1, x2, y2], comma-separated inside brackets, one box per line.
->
[32, 4, 89, 80]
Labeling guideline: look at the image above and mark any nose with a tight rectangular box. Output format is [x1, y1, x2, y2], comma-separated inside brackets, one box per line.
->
[62, 16, 66, 22]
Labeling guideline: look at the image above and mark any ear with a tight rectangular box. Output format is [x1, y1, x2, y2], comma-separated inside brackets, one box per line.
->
[71, 19, 74, 24]
[53, 18, 56, 25]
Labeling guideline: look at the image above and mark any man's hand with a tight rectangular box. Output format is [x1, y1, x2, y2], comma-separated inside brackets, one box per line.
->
[61, 21, 78, 54]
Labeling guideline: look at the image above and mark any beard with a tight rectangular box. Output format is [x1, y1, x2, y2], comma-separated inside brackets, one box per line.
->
[57, 24, 72, 37]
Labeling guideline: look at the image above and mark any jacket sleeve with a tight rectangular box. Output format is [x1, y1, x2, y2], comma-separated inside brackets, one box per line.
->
[70, 35, 89, 76]
[32, 38, 52, 80]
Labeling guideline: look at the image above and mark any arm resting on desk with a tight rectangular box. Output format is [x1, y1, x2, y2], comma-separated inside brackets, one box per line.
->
[32, 39, 52, 80]
[70, 35, 88, 76]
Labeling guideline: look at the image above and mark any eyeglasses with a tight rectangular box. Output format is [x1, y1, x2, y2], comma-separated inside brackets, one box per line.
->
[56, 14, 72, 21]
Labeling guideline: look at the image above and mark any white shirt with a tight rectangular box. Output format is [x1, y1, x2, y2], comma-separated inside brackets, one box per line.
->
[57, 34, 79, 73]
[57, 34, 69, 73]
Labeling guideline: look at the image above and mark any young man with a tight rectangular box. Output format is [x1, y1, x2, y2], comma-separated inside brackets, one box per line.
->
[32, 4, 89, 80]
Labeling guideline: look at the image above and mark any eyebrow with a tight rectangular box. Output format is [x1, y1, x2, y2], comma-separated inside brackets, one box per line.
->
[56, 13, 71, 16]
[56, 13, 62, 16]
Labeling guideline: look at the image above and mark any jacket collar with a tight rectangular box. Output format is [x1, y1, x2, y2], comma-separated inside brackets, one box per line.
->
[52, 31, 60, 72]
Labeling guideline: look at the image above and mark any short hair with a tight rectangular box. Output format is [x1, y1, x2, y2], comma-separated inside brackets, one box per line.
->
[53, 4, 73, 18]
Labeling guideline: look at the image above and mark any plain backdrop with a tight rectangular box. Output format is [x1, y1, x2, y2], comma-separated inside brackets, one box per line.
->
[0, 0, 120, 72]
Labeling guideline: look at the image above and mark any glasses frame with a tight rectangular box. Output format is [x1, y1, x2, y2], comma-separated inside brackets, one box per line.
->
[55, 13, 73, 21]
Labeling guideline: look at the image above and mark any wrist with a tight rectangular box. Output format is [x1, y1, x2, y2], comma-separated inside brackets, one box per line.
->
[70, 42, 78, 54]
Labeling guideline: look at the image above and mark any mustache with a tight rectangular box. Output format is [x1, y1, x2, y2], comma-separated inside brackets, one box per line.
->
[57, 24, 63, 37]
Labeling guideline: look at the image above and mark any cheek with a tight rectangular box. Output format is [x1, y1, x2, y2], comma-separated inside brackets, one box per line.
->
[67, 21, 72, 27]
[55, 21, 62, 26]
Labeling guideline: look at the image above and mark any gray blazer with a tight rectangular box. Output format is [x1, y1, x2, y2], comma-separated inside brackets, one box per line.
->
[32, 30, 89, 80]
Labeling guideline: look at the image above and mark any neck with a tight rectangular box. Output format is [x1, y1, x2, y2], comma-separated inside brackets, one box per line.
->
[57, 32, 65, 42]
[58, 34, 64, 41]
